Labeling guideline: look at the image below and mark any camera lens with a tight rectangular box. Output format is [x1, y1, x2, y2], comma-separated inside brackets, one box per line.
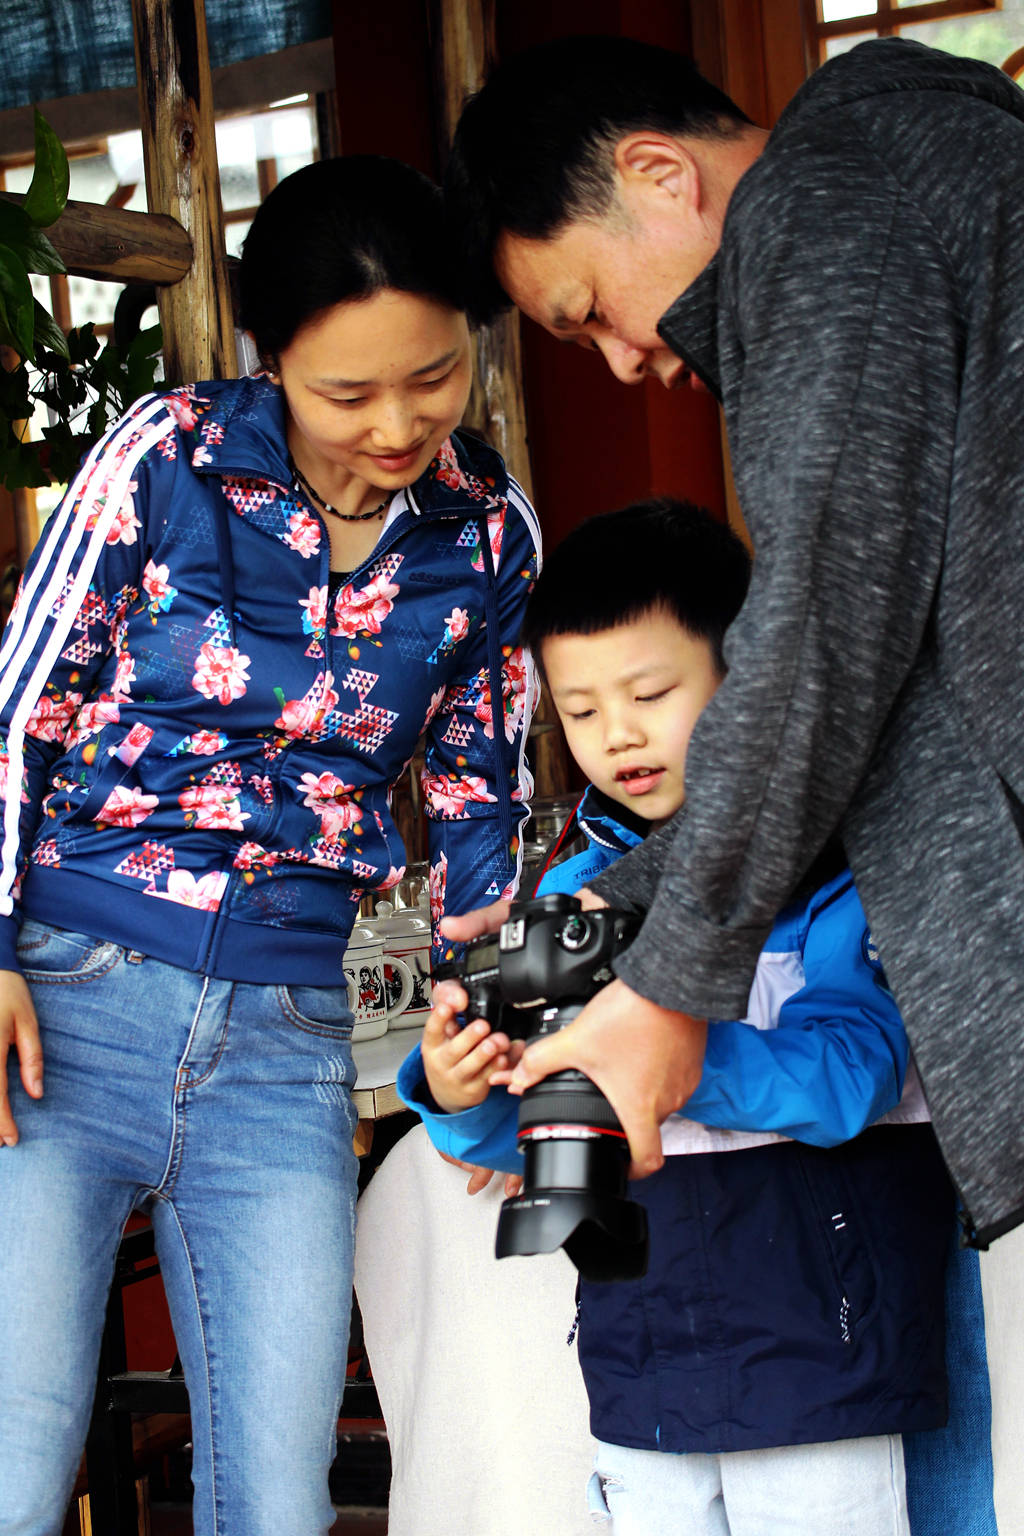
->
[495, 1068, 649, 1282]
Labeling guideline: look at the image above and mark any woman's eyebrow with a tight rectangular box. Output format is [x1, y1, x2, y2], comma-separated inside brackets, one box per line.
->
[316, 350, 460, 389]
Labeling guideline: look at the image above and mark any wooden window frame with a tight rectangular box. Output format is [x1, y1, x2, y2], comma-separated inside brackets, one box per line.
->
[804, 0, 1000, 62]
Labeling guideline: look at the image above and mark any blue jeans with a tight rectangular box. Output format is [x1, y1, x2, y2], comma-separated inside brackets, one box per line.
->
[0, 921, 359, 1536]
[587, 1434, 909, 1535]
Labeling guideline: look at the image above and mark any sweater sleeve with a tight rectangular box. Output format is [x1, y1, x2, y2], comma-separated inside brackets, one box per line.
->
[422, 477, 541, 965]
[0, 397, 172, 971]
[682, 877, 908, 1147]
[601, 137, 960, 1017]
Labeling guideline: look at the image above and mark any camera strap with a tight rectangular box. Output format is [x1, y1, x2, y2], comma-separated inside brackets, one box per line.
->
[529, 793, 588, 896]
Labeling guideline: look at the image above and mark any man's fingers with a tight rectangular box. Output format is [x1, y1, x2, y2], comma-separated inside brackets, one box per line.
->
[576, 887, 608, 910]
[439, 899, 510, 942]
[508, 1031, 571, 1093]
[624, 1124, 667, 1179]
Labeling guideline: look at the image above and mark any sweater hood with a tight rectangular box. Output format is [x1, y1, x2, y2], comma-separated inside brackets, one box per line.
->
[774, 37, 1024, 137]
[657, 40, 1024, 394]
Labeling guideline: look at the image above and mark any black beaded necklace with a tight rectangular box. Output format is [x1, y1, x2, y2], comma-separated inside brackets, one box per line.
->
[291, 460, 390, 522]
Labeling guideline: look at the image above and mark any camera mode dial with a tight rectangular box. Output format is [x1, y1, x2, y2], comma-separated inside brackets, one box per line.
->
[559, 913, 591, 952]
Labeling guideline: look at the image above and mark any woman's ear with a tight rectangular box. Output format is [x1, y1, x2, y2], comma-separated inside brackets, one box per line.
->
[252, 340, 279, 382]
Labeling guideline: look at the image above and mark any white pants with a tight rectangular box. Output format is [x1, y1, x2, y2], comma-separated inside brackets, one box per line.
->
[588, 1434, 909, 1536]
[354, 1123, 595, 1536]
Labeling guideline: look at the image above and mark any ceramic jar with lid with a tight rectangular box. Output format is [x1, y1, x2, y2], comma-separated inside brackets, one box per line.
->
[375, 897, 432, 1030]
[342, 919, 390, 1042]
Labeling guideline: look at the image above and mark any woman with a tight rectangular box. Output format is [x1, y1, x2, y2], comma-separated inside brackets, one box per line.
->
[0, 155, 539, 1536]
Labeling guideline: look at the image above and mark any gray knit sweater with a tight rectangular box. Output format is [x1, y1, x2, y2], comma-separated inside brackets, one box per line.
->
[592, 38, 1024, 1244]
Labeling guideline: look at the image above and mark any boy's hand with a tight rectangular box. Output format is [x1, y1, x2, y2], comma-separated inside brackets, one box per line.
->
[502, 977, 708, 1178]
[436, 1149, 524, 1199]
[422, 980, 517, 1115]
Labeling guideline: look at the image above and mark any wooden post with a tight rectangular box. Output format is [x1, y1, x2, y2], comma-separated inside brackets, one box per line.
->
[131, 0, 236, 383]
[431, 0, 533, 502]
[432, 0, 571, 802]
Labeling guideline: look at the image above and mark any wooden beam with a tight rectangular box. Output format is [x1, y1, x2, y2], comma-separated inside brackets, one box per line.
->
[0, 191, 191, 286]
[431, 0, 533, 502]
[131, 0, 236, 382]
[0, 38, 336, 160]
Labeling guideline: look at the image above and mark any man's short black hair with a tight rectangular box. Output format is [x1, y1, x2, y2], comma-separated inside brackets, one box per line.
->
[446, 35, 750, 326]
[521, 498, 751, 677]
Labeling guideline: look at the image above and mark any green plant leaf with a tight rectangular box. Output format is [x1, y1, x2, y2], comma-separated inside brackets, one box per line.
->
[67, 323, 100, 366]
[0, 195, 34, 253]
[22, 227, 65, 278]
[23, 112, 70, 229]
[0, 438, 51, 490]
[0, 247, 35, 359]
[32, 300, 69, 360]
[0, 360, 31, 421]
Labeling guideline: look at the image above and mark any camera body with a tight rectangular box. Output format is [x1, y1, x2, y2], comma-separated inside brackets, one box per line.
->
[437, 892, 649, 1282]
[447, 892, 640, 1043]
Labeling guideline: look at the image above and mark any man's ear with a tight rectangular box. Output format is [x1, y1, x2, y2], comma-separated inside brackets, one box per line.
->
[613, 132, 700, 211]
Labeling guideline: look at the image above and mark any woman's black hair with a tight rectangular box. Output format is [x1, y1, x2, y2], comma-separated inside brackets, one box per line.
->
[239, 155, 462, 363]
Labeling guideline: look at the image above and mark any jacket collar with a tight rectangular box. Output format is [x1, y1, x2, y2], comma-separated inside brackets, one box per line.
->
[575, 784, 650, 856]
[179, 375, 510, 520]
[656, 256, 722, 399]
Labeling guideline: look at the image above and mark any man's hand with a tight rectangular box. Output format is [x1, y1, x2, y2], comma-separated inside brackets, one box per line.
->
[439, 898, 510, 944]
[439, 887, 605, 944]
[496, 977, 707, 1178]
[0, 970, 43, 1146]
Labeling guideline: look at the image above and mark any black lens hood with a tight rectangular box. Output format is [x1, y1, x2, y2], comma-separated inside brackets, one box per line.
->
[495, 1189, 649, 1282]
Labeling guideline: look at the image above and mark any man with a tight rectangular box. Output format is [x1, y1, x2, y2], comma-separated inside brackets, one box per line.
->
[442, 34, 1024, 1246]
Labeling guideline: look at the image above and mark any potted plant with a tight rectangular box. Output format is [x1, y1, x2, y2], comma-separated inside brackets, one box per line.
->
[0, 111, 163, 494]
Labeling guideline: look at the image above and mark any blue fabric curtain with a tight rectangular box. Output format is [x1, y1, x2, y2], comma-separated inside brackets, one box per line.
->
[0, 1, 332, 112]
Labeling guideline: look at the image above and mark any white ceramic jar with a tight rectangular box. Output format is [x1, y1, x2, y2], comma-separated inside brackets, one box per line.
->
[342, 919, 390, 1042]
[375, 898, 433, 1030]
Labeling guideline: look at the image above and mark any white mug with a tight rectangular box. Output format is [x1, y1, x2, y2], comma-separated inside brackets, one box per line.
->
[343, 921, 388, 1042]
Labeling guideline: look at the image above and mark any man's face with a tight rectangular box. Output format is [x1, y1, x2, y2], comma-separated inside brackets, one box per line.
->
[494, 190, 716, 389]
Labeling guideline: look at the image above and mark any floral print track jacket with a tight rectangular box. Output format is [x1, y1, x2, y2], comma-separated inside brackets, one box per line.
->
[0, 376, 540, 984]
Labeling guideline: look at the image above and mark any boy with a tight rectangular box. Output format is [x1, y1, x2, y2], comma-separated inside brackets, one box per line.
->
[398, 500, 953, 1536]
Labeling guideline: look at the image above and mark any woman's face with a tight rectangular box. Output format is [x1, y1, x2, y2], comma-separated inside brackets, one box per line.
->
[275, 288, 473, 489]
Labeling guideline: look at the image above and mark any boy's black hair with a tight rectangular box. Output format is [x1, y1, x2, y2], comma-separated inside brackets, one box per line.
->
[445, 35, 751, 326]
[239, 155, 461, 365]
[521, 498, 750, 675]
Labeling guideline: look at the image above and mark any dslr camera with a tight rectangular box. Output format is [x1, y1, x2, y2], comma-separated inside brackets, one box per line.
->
[437, 891, 649, 1282]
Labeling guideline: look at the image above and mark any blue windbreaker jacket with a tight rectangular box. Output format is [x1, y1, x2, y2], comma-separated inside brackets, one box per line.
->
[399, 788, 953, 1452]
[0, 377, 540, 983]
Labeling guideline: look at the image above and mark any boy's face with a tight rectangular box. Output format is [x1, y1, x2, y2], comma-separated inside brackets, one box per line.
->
[542, 608, 721, 826]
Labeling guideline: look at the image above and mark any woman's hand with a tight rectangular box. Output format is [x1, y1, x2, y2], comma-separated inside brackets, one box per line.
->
[0, 970, 43, 1146]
